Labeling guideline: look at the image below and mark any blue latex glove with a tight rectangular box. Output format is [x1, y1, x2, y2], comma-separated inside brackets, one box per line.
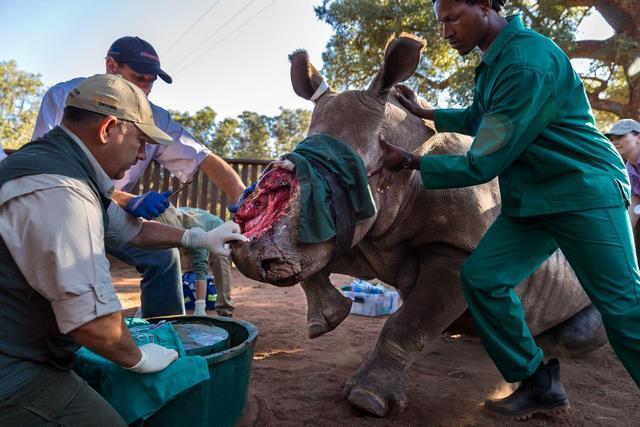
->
[126, 191, 172, 219]
[229, 183, 257, 214]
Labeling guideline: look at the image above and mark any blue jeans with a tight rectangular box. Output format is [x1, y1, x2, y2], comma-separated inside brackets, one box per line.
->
[107, 243, 185, 317]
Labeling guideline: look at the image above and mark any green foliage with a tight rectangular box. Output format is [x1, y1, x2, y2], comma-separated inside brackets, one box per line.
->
[233, 111, 272, 159]
[270, 108, 312, 155]
[315, 0, 634, 118]
[0, 60, 43, 149]
[511, 0, 588, 45]
[170, 106, 219, 153]
[211, 117, 240, 157]
[593, 110, 619, 130]
[171, 107, 312, 160]
[315, 0, 479, 105]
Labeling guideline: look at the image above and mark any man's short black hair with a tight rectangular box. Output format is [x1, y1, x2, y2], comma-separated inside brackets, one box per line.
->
[62, 105, 107, 124]
[432, 0, 506, 13]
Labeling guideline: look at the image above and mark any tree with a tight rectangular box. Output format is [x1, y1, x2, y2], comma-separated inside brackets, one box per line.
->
[170, 106, 226, 155]
[169, 107, 312, 160]
[315, 0, 640, 126]
[512, 0, 639, 125]
[211, 117, 240, 157]
[270, 107, 312, 156]
[233, 111, 273, 159]
[0, 60, 43, 149]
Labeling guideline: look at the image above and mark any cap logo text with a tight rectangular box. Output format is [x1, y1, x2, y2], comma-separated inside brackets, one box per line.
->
[140, 52, 159, 61]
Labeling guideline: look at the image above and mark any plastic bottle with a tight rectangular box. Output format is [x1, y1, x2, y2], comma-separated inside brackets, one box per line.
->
[350, 279, 385, 294]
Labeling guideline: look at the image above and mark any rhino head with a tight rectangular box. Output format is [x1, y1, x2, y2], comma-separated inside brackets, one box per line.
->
[232, 35, 435, 287]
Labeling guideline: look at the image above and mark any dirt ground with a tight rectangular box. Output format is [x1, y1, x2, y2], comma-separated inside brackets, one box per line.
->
[111, 258, 639, 427]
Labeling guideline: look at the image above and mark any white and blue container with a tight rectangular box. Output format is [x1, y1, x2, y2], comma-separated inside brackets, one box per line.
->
[341, 279, 400, 317]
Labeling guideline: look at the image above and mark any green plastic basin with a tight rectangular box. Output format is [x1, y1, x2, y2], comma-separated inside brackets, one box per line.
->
[144, 315, 258, 427]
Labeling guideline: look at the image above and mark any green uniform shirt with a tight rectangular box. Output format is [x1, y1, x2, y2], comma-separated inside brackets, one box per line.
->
[420, 15, 629, 217]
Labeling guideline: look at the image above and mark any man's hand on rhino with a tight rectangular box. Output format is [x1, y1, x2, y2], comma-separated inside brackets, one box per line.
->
[367, 135, 411, 193]
[394, 84, 435, 121]
[182, 221, 250, 256]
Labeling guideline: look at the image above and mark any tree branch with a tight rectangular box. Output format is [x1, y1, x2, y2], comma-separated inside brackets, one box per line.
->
[592, 0, 636, 35]
[582, 75, 609, 94]
[567, 39, 617, 62]
[551, 0, 636, 34]
[414, 71, 452, 90]
[586, 91, 625, 116]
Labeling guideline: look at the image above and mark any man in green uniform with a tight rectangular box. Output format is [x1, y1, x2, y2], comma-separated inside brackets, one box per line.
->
[369, 0, 640, 419]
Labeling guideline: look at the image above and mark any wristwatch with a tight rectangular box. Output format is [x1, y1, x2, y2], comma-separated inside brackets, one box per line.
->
[401, 152, 414, 169]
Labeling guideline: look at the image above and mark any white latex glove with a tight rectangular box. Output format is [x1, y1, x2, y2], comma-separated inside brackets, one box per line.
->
[182, 221, 249, 256]
[194, 299, 207, 316]
[123, 343, 178, 374]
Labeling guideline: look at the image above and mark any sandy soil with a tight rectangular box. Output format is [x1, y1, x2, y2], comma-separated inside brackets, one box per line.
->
[111, 258, 639, 426]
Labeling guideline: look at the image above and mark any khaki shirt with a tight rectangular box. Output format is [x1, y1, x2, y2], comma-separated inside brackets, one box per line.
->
[0, 126, 142, 333]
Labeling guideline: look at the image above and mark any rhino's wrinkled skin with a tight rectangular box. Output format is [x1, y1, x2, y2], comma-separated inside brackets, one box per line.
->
[232, 37, 606, 417]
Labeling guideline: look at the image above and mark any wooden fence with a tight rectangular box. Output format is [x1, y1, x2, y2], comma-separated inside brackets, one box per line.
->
[4, 149, 272, 221]
[130, 159, 272, 221]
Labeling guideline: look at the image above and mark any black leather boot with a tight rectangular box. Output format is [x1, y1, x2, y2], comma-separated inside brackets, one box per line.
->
[484, 359, 570, 420]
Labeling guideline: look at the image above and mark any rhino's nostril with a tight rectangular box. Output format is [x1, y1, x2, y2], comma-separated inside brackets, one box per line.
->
[261, 258, 281, 273]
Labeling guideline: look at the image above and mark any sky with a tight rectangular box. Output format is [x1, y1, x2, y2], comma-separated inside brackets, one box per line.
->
[0, 0, 615, 120]
[0, 0, 333, 119]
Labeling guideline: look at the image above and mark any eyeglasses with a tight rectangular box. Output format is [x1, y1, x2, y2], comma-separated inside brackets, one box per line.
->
[117, 119, 152, 144]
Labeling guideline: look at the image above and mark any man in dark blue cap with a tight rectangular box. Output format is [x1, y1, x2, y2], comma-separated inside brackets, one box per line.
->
[32, 36, 246, 318]
[99, 36, 172, 96]
[106, 36, 173, 87]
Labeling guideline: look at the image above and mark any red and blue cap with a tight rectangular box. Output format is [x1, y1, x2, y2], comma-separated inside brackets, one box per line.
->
[107, 36, 172, 84]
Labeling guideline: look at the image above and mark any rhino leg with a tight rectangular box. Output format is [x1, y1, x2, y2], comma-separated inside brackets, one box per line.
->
[344, 249, 468, 416]
[300, 272, 352, 339]
[535, 304, 607, 358]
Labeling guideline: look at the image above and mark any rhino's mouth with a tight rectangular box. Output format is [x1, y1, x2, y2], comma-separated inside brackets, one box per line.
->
[235, 168, 298, 239]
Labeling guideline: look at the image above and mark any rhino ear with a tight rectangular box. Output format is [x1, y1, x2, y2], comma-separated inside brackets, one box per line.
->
[289, 50, 331, 103]
[368, 34, 425, 97]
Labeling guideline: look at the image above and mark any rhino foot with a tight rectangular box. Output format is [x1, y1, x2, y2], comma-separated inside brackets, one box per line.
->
[307, 294, 352, 339]
[343, 362, 408, 417]
[536, 304, 607, 358]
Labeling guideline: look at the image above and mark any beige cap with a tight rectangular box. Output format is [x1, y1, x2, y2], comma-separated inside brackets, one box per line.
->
[65, 74, 173, 145]
[605, 119, 640, 137]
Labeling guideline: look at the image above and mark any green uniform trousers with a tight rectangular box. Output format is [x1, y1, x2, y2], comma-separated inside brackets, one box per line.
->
[460, 205, 640, 385]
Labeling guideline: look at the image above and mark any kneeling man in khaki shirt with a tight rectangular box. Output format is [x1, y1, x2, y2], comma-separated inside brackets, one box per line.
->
[0, 74, 248, 426]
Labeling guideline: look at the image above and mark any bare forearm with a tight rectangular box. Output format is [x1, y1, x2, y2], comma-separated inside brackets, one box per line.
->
[112, 189, 136, 209]
[200, 153, 245, 201]
[70, 311, 141, 368]
[129, 221, 185, 249]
